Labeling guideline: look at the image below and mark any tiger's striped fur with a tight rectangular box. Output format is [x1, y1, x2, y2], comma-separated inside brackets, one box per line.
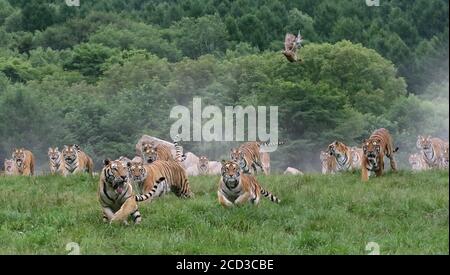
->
[98, 159, 165, 224]
[4, 159, 18, 176]
[142, 141, 173, 163]
[128, 159, 193, 199]
[320, 150, 336, 174]
[441, 143, 449, 169]
[361, 128, 398, 181]
[230, 141, 284, 175]
[218, 160, 280, 207]
[409, 153, 428, 171]
[48, 147, 62, 175]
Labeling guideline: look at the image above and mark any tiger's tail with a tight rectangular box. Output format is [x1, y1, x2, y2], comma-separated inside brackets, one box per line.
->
[260, 187, 281, 203]
[135, 177, 165, 202]
[173, 135, 186, 162]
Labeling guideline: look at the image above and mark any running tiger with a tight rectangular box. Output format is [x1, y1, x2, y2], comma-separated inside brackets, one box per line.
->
[361, 128, 398, 181]
[61, 144, 94, 176]
[98, 159, 165, 224]
[416, 136, 447, 169]
[328, 141, 361, 172]
[218, 160, 280, 207]
[48, 147, 62, 175]
[128, 159, 193, 198]
[12, 148, 35, 176]
[409, 153, 428, 171]
[4, 159, 17, 175]
[320, 150, 336, 174]
[230, 141, 284, 175]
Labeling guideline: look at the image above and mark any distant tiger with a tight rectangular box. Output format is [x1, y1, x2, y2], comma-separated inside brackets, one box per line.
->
[230, 141, 284, 175]
[61, 144, 94, 176]
[328, 141, 361, 172]
[350, 147, 363, 170]
[320, 150, 336, 174]
[48, 147, 62, 175]
[408, 153, 428, 171]
[218, 160, 280, 207]
[441, 142, 449, 169]
[4, 159, 17, 175]
[416, 136, 447, 169]
[260, 152, 270, 175]
[141, 141, 174, 163]
[12, 148, 35, 176]
[98, 159, 165, 224]
[361, 128, 398, 181]
[198, 156, 209, 175]
[128, 159, 193, 198]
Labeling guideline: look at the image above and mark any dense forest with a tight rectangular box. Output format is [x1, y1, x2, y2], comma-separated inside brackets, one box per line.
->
[0, 0, 448, 172]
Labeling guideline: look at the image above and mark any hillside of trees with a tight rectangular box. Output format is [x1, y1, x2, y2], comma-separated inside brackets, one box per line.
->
[0, 0, 448, 172]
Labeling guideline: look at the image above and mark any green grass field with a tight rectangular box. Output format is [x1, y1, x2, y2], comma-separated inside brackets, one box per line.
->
[0, 170, 448, 255]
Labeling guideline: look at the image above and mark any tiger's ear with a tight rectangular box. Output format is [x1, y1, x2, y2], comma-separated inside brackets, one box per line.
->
[55, 147, 59, 151]
[48, 147, 52, 151]
[334, 141, 339, 145]
[103, 159, 111, 166]
[126, 162, 131, 168]
[221, 159, 227, 165]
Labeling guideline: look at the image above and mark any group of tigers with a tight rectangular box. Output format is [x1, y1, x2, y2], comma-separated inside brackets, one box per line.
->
[410, 136, 449, 171]
[2, 129, 448, 224]
[320, 128, 449, 181]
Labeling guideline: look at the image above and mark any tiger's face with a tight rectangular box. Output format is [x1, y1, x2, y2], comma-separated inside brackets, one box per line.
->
[221, 160, 240, 188]
[62, 145, 79, 163]
[417, 136, 432, 151]
[12, 149, 26, 169]
[230, 148, 240, 162]
[328, 141, 348, 158]
[198, 156, 209, 170]
[142, 142, 157, 163]
[363, 139, 381, 169]
[103, 159, 129, 194]
[319, 151, 329, 162]
[48, 147, 61, 162]
[4, 159, 15, 173]
[127, 161, 148, 183]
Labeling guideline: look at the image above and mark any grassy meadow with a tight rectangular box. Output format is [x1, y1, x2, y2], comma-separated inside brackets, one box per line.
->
[0, 170, 448, 255]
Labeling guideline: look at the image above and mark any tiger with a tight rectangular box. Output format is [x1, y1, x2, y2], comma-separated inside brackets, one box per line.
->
[12, 148, 35, 176]
[416, 136, 447, 169]
[361, 128, 398, 181]
[230, 141, 284, 175]
[98, 159, 165, 224]
[260, 152, 271, 175]
[218, 160, 280, 207]
[320, 150, 336, 174]
[408, 153, 428, 171]
[349, 146, 363, 170]
[4, 159, 18, 176]
[327, 141, 354, 172]
[440, 142, 449, 169]
[198, 156, 209, 175]
[141, 141, 174, 163]
[61, 144, 94, 176]
[48, 147, 62, 175]
[128, 159, 193, 199]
